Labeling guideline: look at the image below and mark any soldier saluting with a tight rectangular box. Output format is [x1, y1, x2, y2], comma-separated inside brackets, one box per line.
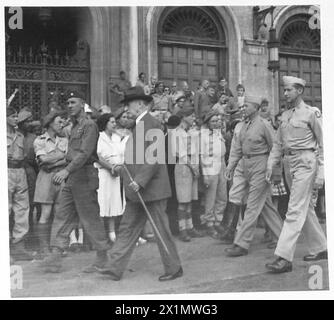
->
[266, 76, 327, 273]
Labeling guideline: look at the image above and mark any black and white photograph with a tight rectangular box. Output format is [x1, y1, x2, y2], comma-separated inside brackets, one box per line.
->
[2, 1, 333, 299]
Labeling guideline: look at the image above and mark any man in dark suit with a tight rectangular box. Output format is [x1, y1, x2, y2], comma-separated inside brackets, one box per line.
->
[99, 86, 183, 281]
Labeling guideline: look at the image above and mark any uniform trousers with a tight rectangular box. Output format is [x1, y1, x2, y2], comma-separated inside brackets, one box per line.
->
[234, 155, 283, 250]
[229, 160, 248, 205]
[8, 168, 30, 243]
[106, 199, 181, 278]
[50, 166, 110, 252]
[275, 151, 327, 261]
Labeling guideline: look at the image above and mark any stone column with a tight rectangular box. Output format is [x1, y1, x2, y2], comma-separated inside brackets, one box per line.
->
[129, 6, 139, 86]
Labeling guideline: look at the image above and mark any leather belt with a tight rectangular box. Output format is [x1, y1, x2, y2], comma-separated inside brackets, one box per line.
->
[243, 152, 269, 159]
[8, 160, 24, 168]
[284, 148, 315, 156]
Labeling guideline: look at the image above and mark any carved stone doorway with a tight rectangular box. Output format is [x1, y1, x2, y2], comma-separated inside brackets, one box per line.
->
[5, 7, 90, 119]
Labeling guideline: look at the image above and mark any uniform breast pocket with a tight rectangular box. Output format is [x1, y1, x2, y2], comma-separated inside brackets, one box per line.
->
[70, 131, 84, 148]
[250, 136, 263, 144]
[290, 120, 309, 139]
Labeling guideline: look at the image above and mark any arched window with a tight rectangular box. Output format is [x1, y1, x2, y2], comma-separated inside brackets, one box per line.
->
[158, 7, 227, 90]
[279, 14, 321, 109]
[280, 15, 320, 54]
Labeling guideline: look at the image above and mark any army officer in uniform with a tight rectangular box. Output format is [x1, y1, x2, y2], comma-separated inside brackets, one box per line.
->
[266, 76, 327, 273]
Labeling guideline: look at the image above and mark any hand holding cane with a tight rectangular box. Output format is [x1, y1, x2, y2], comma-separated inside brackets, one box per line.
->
[121, 164, 171, 256]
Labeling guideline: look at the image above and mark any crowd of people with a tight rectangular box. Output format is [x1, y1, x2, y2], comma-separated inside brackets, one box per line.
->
[6, 70, 327, 280]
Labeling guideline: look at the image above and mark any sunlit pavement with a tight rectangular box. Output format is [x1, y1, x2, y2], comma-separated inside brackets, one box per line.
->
[11, 226, 328, 298]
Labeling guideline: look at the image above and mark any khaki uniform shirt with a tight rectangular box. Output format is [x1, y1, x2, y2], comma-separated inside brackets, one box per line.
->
[7, 131, 25, 161]
[228, 114, 274, 171]
[267, 100, 324, 181]
[34, 132, 68, 158]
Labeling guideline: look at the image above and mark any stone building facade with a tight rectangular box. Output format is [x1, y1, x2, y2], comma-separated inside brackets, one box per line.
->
[5, 5, 321, 118]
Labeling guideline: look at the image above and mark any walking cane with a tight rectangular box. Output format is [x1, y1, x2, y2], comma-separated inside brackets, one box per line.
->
[121, 164, 171, 256]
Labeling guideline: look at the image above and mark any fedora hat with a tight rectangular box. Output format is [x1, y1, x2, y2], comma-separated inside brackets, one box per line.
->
[121, 86, 153, 104]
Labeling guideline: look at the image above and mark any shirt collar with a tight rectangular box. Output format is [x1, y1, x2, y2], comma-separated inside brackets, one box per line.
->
[295, 99, 305, 110]
[72, 113, 87, 125]
[136, 110, 148, 124]
[44, 131, 61, 143]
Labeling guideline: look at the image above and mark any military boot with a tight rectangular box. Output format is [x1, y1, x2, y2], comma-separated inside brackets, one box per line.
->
[83, 250, 109, 273]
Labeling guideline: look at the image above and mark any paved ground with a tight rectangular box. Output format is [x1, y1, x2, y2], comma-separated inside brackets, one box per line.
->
[11, 227, 329, 298]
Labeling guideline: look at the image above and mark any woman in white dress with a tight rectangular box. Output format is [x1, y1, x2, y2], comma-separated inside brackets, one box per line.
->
[96, 113, 126, 243]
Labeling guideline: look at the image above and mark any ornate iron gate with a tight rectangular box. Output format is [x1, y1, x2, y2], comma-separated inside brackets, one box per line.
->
[6, 40, 90, 119]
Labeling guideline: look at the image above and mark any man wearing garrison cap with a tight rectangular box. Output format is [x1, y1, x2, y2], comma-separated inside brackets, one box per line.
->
[224, 98, 283, 257]
[266, 76, 327, 273]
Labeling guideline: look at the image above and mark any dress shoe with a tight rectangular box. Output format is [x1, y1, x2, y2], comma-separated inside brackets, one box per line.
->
[179, 230, 191, 242]
[83, 250, 108, 273]
[97, 267, 121, 281]
[303, 250, 328, 262]
[187, 228, 205, 238]
[225, 244, 248, 257]
[39, 248, 62, 272]
[159, 267, 183, 282]
[266, 257, 292, 273]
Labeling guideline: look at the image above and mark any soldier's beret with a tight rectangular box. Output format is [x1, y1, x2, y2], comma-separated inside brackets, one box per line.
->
[65, 90, 85, 101]
[17, 109, 33, 123]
